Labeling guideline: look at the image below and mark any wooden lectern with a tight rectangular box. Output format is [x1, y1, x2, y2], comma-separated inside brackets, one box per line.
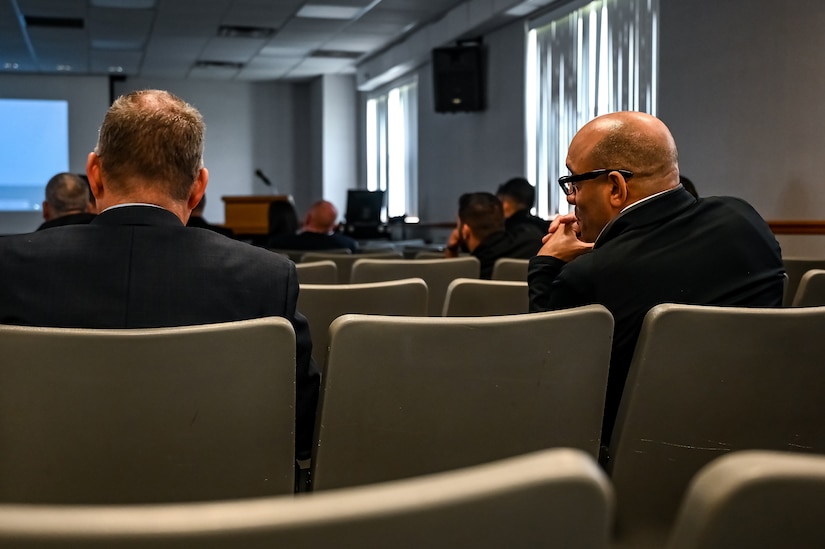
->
[221, 195, 292, 235]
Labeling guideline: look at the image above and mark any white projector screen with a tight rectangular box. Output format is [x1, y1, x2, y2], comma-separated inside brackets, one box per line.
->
[0, 98, 70, 212]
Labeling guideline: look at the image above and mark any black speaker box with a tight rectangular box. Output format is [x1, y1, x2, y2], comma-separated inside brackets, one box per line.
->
[432, 45, 485, 113]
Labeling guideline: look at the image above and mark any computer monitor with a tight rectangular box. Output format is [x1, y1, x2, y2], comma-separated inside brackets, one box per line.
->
[343, 190, 387, 239]
[345, 190, 385, 226]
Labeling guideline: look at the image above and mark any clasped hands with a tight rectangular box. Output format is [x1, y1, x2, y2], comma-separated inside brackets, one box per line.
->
[536, 212, 594, 262]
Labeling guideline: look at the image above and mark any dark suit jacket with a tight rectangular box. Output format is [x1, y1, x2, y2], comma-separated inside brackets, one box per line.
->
[473, 224, 544, 279]
[528, 187, 784, 445]
[0, 205, 318, 458]
[36, 212, 97, 231]
[186, 214, 235, 238]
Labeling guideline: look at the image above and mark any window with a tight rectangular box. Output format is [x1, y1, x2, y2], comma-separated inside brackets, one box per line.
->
[365, 78, 418, 219]
[526, 0, 658, 217]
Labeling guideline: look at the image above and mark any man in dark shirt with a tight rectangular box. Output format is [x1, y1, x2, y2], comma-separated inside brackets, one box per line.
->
[528, 111, 784, 449]
[445, 192, 542, 278]
[267, 199, 358, 252]
[36, 172, 96, 231]
[186, 195, 235, 238]
[496, 177, 550, 234]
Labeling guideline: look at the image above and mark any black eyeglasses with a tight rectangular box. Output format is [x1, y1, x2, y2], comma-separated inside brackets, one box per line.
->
[558, 169, 633, 195]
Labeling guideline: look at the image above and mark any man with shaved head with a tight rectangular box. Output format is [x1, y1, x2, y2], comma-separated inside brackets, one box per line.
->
[37, 172, 96, 230]
[528, 111, 784, 452]
[267, 199, 358, 252]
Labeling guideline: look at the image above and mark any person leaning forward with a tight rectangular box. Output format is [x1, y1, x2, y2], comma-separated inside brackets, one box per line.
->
[0, 89, 319, 459]
[528, 111, 784, 454]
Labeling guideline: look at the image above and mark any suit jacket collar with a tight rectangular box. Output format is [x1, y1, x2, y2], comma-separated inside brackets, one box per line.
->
[91, 205, 184, 227]
[595, 186, 697, 249]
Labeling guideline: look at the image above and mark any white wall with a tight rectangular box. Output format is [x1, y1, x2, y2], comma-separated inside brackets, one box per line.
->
[322, 75, 358, 221]
[0, 74, 110, 234]
[658, 0, 825, 255]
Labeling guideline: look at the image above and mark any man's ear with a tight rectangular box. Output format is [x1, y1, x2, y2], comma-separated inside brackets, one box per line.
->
[608, 171, 629, 208]
[86, 152, 104, 202]
[187, 167, 208, 211]
[42, 201, 51, 221]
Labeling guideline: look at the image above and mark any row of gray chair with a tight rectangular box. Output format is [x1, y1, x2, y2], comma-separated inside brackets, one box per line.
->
[0, 303, 822, 547]
[0, 448, 821, 548]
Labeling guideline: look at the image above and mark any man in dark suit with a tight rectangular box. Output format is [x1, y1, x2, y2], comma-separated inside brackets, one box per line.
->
[528, 111, 784, 451]
[36, 172, 97, 230]
[496, 177, 550, 234]
[0, 89, 318, 459]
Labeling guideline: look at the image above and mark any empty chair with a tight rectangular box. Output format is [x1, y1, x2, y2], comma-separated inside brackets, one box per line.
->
[666, 451, 825, 549]
[297, 278, 428, 369]
[791, 269, 825, 307]
[302, 251, 403, 284]
[311, 306, 613, 490]
[294, 260, 337, 285]
[608, 304, 825, 549]
[781, 257, 825, 306]
[492, 257, 530, 281]
[350, 256, 481, 315]
[0, 318, 297, 504]
[0, 448, 613, 549]
[442, 278, 528, 316]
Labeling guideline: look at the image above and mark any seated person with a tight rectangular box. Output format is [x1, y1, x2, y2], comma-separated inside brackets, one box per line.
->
[445, 192, 543, 279]
[186, 195, 235, 238]
[37, 172, 97, 230]
[0, 89, 318, 459]
[266, 200, 300, 245]
[496, 177, 550, 233]
[267, 200, 358, 252]
[528, 111, 784, 452]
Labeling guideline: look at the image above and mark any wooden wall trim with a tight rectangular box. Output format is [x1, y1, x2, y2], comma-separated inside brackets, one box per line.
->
[768, 221, 825, 235]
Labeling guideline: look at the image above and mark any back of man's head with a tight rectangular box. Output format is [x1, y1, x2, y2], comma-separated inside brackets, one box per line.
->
[496, 177, 535, 213]
[43, 173, 90, 220]
[458, 192, 505, 243]
[95, 89, 205, 202]
[304, 200, 338, 234]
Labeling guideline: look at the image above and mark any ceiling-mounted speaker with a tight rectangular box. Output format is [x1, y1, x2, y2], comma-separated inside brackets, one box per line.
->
[432, 44, 485, 113]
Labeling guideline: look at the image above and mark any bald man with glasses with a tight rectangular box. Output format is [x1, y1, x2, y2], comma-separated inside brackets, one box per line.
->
[528, 111, 784, 454]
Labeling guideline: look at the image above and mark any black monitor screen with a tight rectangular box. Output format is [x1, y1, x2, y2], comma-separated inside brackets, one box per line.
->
[345, 190, 385, 226]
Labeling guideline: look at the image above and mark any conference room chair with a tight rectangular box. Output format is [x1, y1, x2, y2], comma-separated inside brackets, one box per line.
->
[0, 318, 297, 504]
[302, 250, 403, 284]
[442, 278, 528, 316]
[607, 303, 825, 549]
[790, 268, 825, 307]
[781, 257, 825, 306]
[414, 250, 449, 259]
[294, 260, 337, 285]
[311, 306, 613, 491]
[350, 256, 481, 315]
[0, 448, 613, 549]
[666, 450, 825, 549]
[491, 257, 530, 281]
[296, 278, 428, 369]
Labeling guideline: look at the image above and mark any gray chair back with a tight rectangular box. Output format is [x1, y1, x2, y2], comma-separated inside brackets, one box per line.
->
[297, 278, 428, 369]
[791, 269, 825, 307]
[492, 257, 530, 281]
[414, 250, 448, 259]
[311, 306, 613, 490]
[295, 260, 337, 285]
[351, 256, 481, 315]
[0, 449, 612, 549]
[302, 251, 403, 283]
[0, 318, 297, 504]
[608, 304, 825, 549]
[782, 257, 825, 306]
[666, 451, 825, 549]
[442, 278, 528, 316]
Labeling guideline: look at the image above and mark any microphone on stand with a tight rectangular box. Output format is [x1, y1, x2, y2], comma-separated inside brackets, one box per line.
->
[255, 169, 272, 187]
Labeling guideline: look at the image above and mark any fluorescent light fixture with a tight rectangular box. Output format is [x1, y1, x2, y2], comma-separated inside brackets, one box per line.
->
[505, 0, 558, 17]
[90, 0, 156, 8]
[296, 5, 362, 20]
